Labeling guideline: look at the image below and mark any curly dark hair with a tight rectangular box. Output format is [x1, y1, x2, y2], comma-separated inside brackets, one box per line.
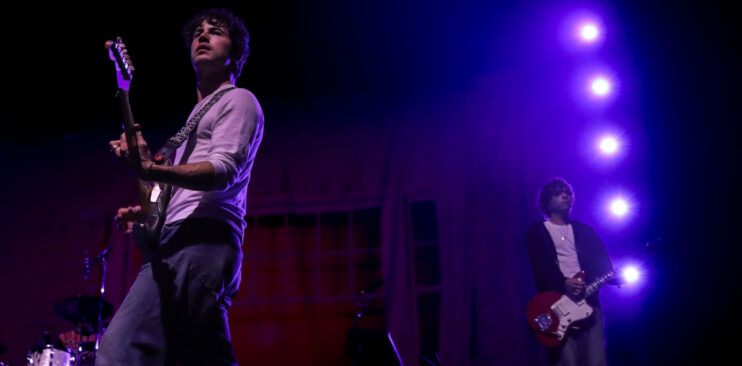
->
[537, 177, 574, 217]
[182, 8, 250, 79]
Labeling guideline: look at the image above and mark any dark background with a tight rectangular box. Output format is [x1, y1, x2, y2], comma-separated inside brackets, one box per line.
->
[1, 0, 739, 364]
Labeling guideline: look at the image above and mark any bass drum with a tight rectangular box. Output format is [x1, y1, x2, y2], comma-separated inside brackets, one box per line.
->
[26, 344, 73, 366]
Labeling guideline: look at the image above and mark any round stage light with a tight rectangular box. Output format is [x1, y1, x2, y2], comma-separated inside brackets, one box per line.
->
[591, 77, 611, 96]
[580, 24, 599, 42]
[599, 136, 619, 154]
[622, 266, 640, 284]
[609, 198, 629, 216]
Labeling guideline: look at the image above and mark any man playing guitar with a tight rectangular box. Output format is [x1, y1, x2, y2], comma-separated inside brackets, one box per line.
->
[526, 178, 619, 366]
[98, 8, 264, 365]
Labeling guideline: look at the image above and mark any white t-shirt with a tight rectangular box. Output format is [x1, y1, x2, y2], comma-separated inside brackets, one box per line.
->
[165, 84, 264, 235]
[543, 221, 581, 278]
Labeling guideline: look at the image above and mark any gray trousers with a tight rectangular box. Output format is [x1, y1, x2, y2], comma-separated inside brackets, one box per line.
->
[548, 306, 607, 366]
[96, 219, 243, 366]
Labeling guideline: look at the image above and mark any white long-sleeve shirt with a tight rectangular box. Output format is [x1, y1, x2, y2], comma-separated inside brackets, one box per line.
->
[164, 84, 264, 235]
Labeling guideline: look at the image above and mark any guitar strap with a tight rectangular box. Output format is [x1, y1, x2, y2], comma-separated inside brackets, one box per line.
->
[154, 86, 237, 163]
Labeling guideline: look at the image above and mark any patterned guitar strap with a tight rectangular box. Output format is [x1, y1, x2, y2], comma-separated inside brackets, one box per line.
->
[154, 86, 237, 163]
[145, 86, 236, 207]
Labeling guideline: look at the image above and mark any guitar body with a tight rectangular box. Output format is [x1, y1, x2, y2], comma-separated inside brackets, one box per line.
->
[526, 291, 594, 348]
[525, 270, 616, 348]
[132, 177, 172, 258]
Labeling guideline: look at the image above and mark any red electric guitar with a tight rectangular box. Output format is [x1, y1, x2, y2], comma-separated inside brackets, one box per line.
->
[526, 270, 616, 348]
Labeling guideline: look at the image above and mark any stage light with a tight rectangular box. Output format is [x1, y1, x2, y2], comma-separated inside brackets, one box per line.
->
[591, 77, 611, 96]
[596, 190, 640, 228]
[559, 10, 606, 51]
[622, 266, 640, 284]
[599, 136, 619, 154]
[579, 24, 599, 42]
[609, 198, 629, 216]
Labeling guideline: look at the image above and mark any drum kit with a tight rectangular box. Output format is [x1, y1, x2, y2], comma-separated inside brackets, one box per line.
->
[5, 296, 114, 366]
[1, 247, 116, 366]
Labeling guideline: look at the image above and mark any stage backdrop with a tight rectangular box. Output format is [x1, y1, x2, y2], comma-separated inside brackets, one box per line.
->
[1, 72, 567, 366]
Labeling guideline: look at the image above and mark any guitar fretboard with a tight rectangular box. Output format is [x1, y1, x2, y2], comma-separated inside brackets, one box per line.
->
[584, 271, 615, 298]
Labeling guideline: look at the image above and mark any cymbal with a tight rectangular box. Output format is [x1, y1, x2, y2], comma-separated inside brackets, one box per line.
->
[54, 296, 113, 323]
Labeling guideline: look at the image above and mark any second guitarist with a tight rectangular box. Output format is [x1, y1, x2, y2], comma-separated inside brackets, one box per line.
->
[526, 178, 618, 366]
[98, 9, 264, 366]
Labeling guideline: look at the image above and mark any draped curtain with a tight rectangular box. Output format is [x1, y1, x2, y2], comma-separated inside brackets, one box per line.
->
[237, 73, 543, 365]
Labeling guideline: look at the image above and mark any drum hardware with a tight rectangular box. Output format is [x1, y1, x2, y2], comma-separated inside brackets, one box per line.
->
[13, 220, 119, 365]
[22, 295, 110, 366]
[70, 245, 115, 365]
[26, 245, 117, 366]
[25, 331, 73, 366]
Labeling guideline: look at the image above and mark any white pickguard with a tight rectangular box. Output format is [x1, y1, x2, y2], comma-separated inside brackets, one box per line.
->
[549, 295, 594, 339]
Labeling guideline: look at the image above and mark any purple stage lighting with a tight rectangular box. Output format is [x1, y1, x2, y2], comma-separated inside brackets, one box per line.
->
[595, 189, 640, 228]
[571, 67, 619, 106]
[591, 77, 612, 96]
[580, 126, 629, 169]
[622, 266, 640, 284]
[609, 198, 629, 216]
[559, 10, 606, 52]
[599, 136, 619, 154]
[579, 23, 600, 42]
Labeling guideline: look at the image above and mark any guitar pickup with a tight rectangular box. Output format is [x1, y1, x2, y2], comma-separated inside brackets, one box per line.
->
[150, 185, 161, 202]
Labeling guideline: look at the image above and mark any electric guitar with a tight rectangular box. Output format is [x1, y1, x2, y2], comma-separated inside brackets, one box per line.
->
[526, 270, 616, 348]
[106, 37, 171, 255]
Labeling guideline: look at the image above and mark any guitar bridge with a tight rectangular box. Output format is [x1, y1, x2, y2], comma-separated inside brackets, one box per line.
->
[533, 314, 553, 331]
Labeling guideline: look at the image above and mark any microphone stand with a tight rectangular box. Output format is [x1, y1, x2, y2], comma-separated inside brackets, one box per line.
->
[81, 244, 114, 365]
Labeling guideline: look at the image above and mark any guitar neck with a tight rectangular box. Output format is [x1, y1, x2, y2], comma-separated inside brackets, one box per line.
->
[117, 90, 142, 160]
[584, 271, 615, 298]
[117, 89, 154, 215]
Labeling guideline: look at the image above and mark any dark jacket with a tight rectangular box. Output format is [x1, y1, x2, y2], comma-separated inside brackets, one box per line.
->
[526, 220, 614, 306]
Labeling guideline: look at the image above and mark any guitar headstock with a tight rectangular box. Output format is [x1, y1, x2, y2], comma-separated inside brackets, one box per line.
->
[105, 37, 135, 92]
